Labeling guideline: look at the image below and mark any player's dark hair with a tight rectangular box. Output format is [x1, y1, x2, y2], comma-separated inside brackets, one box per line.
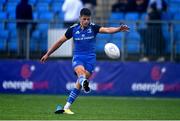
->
[80, 8, 91, 16]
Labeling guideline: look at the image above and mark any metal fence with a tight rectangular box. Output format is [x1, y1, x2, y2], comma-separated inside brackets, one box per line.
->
[0, 19, 180, 62]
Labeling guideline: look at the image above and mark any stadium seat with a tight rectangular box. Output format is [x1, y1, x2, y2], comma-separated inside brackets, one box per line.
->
[8, 13, 16, 20]
[30, 30, 40, 51]
[111, 33, 123, 49]
[96, 39, 107, 53]
[0, 38, 6, 51]
[109, 12, 124, 20]
[7, 23, 16, 30]
[108, 12, 124, 27]
[8, 0, 20, 3]
[58, 11, 64, 20]
[38, 0, 52, 4]
[0, 4, 3, 11]
[51, 2, 63, 13]
[125, 13, 139, 32]
[53, 0, 64, 2]
[37, 23, 49, 32]
[168, 6, 180, 17]
[169, 0, 180, 6]
[9, 30, 17, 38]
[36, 3, 49, 13]
[0, 30, 9, 39]
[39, 12, 53, 21]
[0, 30, 8, 51]
[112, 32, 123, 39]
[0, 0, 6, 4]
[175, 33, 180, 54]
[96, 34, 111, 42]
[33, 11, 38, 20]
[0, 23, 4, 30]
[39, 42, 47, 52]
[96, 34, 111, 53]
[126, 32, 141, 54]
[161, 12, 172, 54]
[40, 32, 48, 52]
[29, 0, 37, 6]
[0, 12, 7, 20]
[175, 42, 180, 54]
[162, 23, 171, 53]
[30, 29, 48, 52]
[138, 13, 147, 29]
[8, 39, 18, 52]
[170, 0, 180, 2]
[161, 12, 172, 21]
[175, 32, 180, 41]
[169, 0, 180, 16]
[125, 13, 139, 21]
[173, 13, 180, 33]
[8, 31, 18, 52]
[6, 3, 17, 14]
[174, 13, 180, 20]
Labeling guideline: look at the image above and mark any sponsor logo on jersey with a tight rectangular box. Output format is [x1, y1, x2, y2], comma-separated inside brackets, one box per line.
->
[75, 31, 80, 34]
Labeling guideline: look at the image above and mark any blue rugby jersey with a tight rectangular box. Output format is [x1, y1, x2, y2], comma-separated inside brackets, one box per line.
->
[65, 23, 101, 55]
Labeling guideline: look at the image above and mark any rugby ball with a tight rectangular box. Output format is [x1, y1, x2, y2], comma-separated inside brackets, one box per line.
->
[104, 43, 120, 59]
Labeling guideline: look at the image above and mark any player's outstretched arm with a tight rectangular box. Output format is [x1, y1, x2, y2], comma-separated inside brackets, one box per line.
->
[99, 24, 129, 34]
[40, 35, 68, 63]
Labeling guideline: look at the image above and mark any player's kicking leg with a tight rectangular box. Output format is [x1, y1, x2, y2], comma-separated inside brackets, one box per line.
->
[62, 66, 91, 114]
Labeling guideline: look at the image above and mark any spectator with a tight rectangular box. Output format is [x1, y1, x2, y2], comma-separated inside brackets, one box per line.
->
[134, 0, 148, 13]
[16, 0, 33, 57]
[62, 0, 83, 28]
[140, 0, 167, 62]
[81, 0, 97, 19]
[112, 0, 132, 13]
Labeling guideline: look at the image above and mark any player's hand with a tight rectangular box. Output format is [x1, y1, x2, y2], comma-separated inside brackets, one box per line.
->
[120, 24, 130, 32]
[40, 54, 49, 63]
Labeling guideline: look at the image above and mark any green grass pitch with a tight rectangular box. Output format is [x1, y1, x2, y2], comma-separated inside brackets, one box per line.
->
[0, 94, 180, 120]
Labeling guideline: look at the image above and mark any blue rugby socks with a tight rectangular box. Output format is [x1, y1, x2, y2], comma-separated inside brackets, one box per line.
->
[78, 75, 90, 93]
[78, 75, 86, 86]
[64, 88, 80, 109]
